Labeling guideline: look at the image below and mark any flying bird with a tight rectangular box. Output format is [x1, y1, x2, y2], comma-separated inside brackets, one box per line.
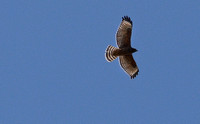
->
[105, 16, 139, 79]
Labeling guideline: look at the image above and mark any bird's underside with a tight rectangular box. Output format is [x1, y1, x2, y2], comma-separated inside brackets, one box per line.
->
[105, 16, 139, 79]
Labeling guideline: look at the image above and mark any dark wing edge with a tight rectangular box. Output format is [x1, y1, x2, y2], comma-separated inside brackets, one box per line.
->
[119, 55, 139, 79]
[131, 69, 139, 79]
[122, 16, 132, 25]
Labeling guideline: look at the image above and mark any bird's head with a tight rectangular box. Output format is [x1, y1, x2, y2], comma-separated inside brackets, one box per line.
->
[132, 48, 138, 53]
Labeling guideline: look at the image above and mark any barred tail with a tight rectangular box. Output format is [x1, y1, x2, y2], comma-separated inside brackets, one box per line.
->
[105, 45, 118, 62]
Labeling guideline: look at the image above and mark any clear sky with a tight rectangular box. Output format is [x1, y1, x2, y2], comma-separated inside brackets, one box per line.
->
[1, 0, 200, 124]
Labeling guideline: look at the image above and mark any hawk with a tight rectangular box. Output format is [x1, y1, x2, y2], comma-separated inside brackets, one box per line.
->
[105, 16, 139, 79]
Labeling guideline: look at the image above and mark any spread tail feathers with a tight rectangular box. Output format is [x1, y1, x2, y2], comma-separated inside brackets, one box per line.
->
[105, 45, 118, 62]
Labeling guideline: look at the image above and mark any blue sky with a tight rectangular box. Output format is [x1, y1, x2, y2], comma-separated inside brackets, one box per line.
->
[1, 0, 200, 123]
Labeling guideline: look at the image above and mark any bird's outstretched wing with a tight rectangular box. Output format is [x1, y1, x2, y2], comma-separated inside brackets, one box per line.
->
[119, 55, 139, 79]
[116, 16, 133, 48]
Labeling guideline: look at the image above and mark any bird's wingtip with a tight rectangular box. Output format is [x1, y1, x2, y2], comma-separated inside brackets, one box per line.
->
[130, 69, 139, 79]
[122, 16, 132, 25]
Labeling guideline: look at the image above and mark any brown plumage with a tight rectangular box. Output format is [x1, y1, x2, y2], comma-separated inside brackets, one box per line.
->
[105, 16, 139, 79]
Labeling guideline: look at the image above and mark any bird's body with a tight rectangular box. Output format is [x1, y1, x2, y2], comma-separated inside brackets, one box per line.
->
[113, 47, 137, 56]
[105, 16, 139, 79]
